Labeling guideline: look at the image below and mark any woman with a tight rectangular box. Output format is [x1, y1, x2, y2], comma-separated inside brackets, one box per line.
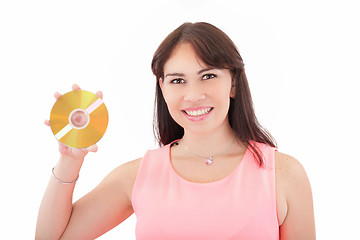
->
[36, 22, 315, 239]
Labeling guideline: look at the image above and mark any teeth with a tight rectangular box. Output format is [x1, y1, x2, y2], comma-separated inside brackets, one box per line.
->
[185, 107, 212, 116]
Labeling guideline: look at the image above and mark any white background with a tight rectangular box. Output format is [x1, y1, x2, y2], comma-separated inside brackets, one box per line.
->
[1, 0, 359, 239]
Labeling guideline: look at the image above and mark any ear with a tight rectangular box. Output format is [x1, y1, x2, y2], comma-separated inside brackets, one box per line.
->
[230, 82, 236, 98]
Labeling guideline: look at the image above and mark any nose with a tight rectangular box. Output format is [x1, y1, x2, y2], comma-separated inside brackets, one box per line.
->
[183, 82, 206, 102]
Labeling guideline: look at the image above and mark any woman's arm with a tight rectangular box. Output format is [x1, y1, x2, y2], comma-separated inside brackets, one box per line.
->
[35, 153, 85, 239]
[276, 151, 316, 240]
[60, 158, 140, 239]
[36, 84, 140, 239]
[36, 156, 140, 239]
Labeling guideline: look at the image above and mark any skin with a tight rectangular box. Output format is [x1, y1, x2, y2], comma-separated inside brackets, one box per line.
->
[36, 44, 316, 239]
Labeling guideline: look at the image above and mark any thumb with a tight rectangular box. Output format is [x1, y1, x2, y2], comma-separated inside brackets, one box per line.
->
[87, 144, 98, 153]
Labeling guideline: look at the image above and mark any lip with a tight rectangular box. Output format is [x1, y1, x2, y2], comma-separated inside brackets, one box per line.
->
[182, 106, 214, 122]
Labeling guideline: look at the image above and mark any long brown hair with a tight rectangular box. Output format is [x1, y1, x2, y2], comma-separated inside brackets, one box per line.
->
[151, 22, 277, 167]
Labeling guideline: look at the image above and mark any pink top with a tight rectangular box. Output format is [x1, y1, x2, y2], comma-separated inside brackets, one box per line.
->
[132, 141, 279, 239]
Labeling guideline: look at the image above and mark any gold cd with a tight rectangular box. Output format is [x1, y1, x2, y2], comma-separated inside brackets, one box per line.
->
[50, 90, 108, 148]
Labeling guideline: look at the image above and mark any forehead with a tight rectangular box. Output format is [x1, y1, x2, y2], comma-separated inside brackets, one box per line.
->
[163, 42, 209, 74]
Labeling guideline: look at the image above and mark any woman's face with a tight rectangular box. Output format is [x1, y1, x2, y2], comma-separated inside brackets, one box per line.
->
[160, 42, 234, 135]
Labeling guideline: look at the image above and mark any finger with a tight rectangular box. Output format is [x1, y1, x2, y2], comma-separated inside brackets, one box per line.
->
[95, 91, 103, 99]
[54, 91, 62, 100]
[72, 83, 81, 91]
[44, 119, 50, 126]
[87, 144, 98, 153]
[58, 142, 69, 155]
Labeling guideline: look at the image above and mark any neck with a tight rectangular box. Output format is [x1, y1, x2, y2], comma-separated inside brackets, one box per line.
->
[181, 122, 237, 157]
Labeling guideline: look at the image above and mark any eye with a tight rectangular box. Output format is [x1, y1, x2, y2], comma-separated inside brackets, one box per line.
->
[202, 73, 216, 80]
[171, 78, 185, 84]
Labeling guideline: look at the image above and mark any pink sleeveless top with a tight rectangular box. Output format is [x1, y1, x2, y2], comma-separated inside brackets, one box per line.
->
[132, 141, 279, 239]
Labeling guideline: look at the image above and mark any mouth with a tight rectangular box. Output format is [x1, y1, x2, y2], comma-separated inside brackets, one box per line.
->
[182, 107, 214, 117]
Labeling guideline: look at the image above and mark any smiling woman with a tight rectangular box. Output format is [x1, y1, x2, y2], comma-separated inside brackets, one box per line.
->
[152, 23, 275, 167]
[36, 22, 315, 240]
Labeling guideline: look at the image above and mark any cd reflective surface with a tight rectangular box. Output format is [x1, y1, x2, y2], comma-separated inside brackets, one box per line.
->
[50, 90, 108, 148]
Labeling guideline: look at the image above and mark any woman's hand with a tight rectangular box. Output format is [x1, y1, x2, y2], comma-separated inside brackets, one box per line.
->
[44, 83, 103, 160]
[36, 84, 105, 239]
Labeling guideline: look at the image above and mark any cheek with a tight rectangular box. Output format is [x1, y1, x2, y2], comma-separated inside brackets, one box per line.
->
[211, 82, 233, 100]
[162, 88, 180, 111]
[161, 87, 171, 104]
[212, 85, 232, 113]
[160, 83, 170, 104]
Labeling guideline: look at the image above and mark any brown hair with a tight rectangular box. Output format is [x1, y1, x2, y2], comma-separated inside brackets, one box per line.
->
[151, 22, 277, 167]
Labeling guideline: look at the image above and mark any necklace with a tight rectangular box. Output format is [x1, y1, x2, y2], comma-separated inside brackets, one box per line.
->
[180, 138, 236, 165]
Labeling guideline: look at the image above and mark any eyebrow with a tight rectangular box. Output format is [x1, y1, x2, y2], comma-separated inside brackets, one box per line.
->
[164, 68, 215, 78]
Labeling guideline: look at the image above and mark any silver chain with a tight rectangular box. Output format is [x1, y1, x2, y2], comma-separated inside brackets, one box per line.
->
[180, 138, 236, 164]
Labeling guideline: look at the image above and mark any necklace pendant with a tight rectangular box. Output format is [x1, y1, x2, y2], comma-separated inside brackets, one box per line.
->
[206, 157, 213, 165]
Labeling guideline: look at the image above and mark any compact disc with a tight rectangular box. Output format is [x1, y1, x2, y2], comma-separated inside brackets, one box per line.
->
[50, 90, 108, 148]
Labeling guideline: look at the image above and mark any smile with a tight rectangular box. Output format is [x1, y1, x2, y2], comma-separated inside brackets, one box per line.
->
[183, 107, 213, 117]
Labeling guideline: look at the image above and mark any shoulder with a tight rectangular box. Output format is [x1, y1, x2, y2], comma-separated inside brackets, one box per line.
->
[100, 158, 142, 204]
[275, 151, 316, 238]
[275, 151, 311, 198]
[108, 158, 142, 184]
[109, 145, 167, 181]
[275, 151, 306, 177]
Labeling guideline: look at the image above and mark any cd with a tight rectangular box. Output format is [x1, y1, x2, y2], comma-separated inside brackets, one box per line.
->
[50, 90, 108, 148]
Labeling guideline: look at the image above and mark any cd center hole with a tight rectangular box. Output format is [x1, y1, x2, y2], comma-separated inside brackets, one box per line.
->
[70, 110, 89, 128]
